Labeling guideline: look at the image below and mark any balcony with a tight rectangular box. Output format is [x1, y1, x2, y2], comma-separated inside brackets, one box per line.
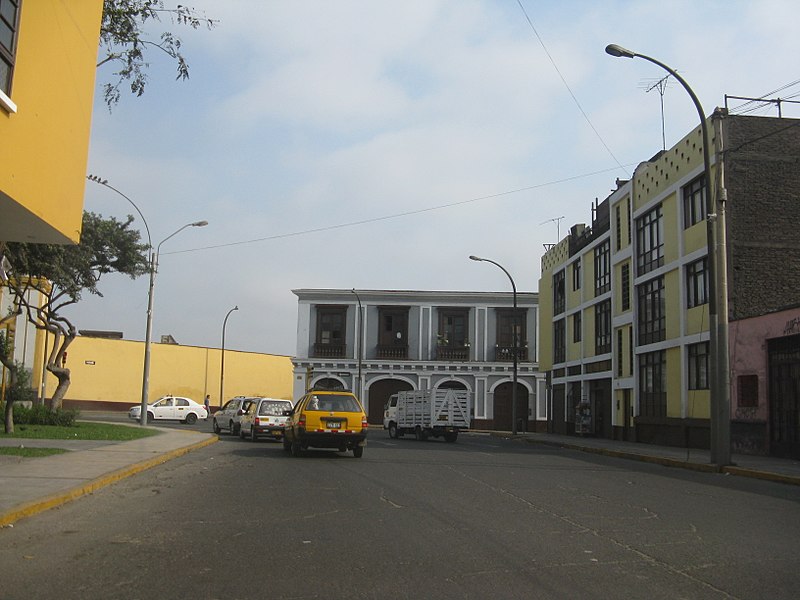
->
[377, 344, 408, 360]
[313, 342, 346, 358]
[495, 344, 529, 362]
[436, 345, 470, 361]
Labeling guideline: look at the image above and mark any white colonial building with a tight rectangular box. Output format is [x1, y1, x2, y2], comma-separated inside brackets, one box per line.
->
[292, 289, 546, 431]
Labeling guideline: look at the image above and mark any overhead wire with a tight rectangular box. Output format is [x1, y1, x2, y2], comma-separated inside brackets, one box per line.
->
[514, 0, 630, 177]
[164, 163, 635, 255]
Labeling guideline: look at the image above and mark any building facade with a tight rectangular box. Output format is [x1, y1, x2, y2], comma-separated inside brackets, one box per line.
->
[0, 1, 103, 244]
[539, 112, 800, 457]
[292, 289, 545, 431]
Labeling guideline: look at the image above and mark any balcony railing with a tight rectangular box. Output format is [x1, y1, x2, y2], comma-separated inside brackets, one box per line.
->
[377, 344, 408, 359]
[436, 345, 469, 361]
[313, 342, 346, 358]
[495, 344, 528, 362]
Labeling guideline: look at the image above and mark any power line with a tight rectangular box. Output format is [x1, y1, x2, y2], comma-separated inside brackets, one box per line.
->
[514, 0, 630, 177]
[165, 164, 634, 255]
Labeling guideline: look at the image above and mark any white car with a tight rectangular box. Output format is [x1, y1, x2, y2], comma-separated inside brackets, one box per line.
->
[239, 397, 293, 442]
[129, 395, 208, 425]
[212, 396, 255, 436]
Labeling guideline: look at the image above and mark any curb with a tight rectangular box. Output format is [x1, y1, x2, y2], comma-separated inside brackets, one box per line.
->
[518, 436, 800, 486]
[0, 435, 218, 527]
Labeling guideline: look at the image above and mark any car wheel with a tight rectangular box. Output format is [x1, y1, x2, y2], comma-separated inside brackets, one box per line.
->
[282, 438, 291, 452]
[353, 445, 364, 458]
[147, 412, 155, 423]
[239, 426, 246, 439]
[250, 427, 258, 442]
[229, 421, 236, 436]
[212, 419, 221, 434]
[388, 422, 398, 439]
[444, 431, 458, 443]
[185, 413, 198, 425]
[415, 427, 427, 441]
[291, 440, 302, 457]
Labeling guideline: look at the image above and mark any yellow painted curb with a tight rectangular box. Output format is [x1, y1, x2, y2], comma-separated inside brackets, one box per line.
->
[0, 436, 218, 527]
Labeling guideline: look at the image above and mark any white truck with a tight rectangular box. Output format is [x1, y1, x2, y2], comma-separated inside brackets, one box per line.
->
[383, 389, 471, 442]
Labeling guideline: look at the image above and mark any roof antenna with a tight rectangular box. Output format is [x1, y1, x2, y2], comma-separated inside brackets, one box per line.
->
[540, 216, 564, 251]
[640, 73, 674, 151]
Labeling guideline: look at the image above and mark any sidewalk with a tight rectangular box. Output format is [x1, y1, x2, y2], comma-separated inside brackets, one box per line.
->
[0, 427, 216, 527]
[503, 431, 800, 486]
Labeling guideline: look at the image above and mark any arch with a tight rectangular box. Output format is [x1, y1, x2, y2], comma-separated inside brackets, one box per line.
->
[312, 377, 346, 391]
[433, 377, 473, 393]
[493, 381, 530, 432]
[364, 377, 414, 425]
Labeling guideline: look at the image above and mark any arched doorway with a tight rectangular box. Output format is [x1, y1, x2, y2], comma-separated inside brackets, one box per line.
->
[366, 379, 413, 424]
[314, 377, 344, 391]
[493, 382, 528, 432]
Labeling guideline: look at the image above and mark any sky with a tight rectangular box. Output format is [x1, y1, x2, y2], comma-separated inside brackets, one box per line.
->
[68, 0, 800, 357]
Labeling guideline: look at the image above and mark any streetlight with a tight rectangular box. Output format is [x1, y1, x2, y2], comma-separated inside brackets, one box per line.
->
[220, 305, 239, 408]
[470, 255, 520, 435]
[350, 289, 363, 401]
[605, 44, 731, 466]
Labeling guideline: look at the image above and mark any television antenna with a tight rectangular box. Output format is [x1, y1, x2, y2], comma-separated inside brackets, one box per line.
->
[540, 216, 565, 251]
[640, 73, 675, 151]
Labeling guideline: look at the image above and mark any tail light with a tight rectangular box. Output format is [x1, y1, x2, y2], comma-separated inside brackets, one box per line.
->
[254, 417, 261, 426]
[298, 413, 306, 428]
[361, 415, 368, 430]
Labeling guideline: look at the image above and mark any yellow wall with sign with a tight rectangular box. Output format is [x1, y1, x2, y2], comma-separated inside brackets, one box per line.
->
[44, 336, 293, 410]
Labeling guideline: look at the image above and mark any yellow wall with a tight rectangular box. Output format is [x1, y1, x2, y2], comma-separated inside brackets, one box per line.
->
[683, 221, 707, 255]
[665, 268, 681, 340]
[44, 337, 294, 409]
[661, 193, 679, 265]
[0, 1, 103, 243]
[686, 305, 710, 336]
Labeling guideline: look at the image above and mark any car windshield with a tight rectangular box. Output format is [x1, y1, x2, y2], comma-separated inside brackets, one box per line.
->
[305, 394, 361, 412]
[258, 400, 292, 416]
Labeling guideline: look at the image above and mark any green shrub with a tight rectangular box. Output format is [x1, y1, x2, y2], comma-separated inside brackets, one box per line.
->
[13, 403, 78, 427]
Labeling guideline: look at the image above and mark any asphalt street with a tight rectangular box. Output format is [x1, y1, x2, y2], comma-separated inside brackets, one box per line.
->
[1, 429, 799, 600]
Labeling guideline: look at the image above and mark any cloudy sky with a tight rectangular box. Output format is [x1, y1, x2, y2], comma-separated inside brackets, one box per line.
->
[68, 0, 800, 357]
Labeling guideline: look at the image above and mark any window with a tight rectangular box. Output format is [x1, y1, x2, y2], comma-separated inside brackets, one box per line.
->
[595, 300, 611, 354]
[688, 342, 709, 390]
[738, 374, 759, 408]
[378, 307, 409, 359]
[553, 269, 565, 315]
[686, 257, 709, 308]
[594, 240, 611, 296]
[438, 308, 469, 346]
[639, 350, 666, 417]
[496, 308, 527, 361]
[572, 259, 581, 291]
[615, 204, 622, 251]
[553, 319, 566, 364]
[621, 263, 631, 312]
[573, 312, 582, 343]
[636, 204, 664, 275]
[637, 276, 665, 345]
[617, 329, 623, 377]
[314, 306, 347, 357]
[683, 175, 707, 228]
[0, 0, 20, 98]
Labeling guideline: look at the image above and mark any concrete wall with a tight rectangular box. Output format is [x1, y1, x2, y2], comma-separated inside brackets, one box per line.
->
[43, 336, 293, 411]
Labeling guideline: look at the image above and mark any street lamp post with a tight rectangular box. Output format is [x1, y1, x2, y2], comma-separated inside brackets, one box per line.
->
[219, 305, 239, 408]
[605, 44, 731, 466]
[350, 289, 363, 401]
[140, 220, 208, 425]
[470, 255, 520, 435]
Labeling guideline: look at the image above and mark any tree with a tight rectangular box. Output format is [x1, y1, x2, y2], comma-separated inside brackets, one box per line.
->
[1, 212, 149, 424]
[98, 1, 217, 109]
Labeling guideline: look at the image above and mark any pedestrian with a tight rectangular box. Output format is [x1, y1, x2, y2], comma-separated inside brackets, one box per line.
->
[204, 394, 211, 420]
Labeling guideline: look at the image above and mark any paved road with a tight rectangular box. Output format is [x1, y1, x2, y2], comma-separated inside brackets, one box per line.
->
[1, 431, 799, 600]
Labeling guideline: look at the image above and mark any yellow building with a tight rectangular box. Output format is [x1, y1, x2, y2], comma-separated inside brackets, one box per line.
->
[1, 1, 103, 244]
[540, 122, 716, 447]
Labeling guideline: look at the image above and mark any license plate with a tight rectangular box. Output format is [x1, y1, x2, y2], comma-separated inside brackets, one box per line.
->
[326, 421, 342, 429]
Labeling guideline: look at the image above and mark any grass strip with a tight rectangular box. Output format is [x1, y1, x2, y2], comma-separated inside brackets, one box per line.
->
[0, 422, 162, 441]
[0, 447, 69, 458]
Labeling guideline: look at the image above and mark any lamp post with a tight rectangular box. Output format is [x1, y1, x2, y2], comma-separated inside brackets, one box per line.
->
[605, 44, 731, 466]
[220, 305, 239, 408]
[141, 221, 208, 424]
[350, 289, 363, 401]
[470, 255, 519, 435]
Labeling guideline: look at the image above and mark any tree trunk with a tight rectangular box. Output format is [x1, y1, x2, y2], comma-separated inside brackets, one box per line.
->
[47, 365, 70, 411]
